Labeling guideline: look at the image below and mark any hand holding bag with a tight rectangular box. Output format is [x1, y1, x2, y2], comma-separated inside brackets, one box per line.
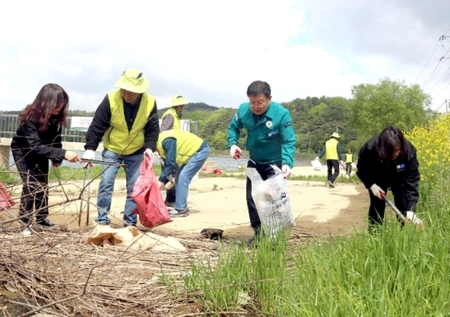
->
[245, 165, 295, 237]
[131, 151, 172, 228]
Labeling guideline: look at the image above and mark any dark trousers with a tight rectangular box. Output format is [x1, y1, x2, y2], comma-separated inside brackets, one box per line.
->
[246, 160, 281, 234]
[165, 185, 176, 204]
[346, 162, 352, 176]
[14, 157, 49, 225]
[162, 163, 178, 204]
[368, 184, 407, 227]
[326, 160, 340, 183]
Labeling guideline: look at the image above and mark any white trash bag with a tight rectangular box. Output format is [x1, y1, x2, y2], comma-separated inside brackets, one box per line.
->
[245, 165, 295, 237]
[311, 159, 322, 171]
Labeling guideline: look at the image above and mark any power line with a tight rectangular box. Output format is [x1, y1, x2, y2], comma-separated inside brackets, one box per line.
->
[414, 36, 441, 84]
[433, 99, 447, 112]
[426, 57, 450, 94]
[418, 36, 450, 88]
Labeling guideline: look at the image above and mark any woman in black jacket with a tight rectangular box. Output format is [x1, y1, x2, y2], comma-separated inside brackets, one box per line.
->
[11, 83, 81, 235]
[356, 126, 423, 229]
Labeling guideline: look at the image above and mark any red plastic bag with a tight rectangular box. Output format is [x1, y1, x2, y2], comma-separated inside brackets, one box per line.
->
[0, 182, 15, 210]
[131, 152, 172, 228]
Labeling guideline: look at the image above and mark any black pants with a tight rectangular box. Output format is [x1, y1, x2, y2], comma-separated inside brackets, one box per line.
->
[14, 157, 49, 225]
[346, 162, 352, 176]
[162, 163, 178, 204]
[326, 160, 340, 183]
[368, 184, 407, 227]
[246, 160, 281, 234]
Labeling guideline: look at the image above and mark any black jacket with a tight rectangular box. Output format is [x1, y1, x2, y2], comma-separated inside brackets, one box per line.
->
[11, 116, 66, 165]
[357, 136, 420, 210]
[85, 94, 160, 154]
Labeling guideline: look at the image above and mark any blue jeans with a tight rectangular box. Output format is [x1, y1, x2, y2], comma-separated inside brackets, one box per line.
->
[174, 144, 210, 210]
[95, 149, 143, 226]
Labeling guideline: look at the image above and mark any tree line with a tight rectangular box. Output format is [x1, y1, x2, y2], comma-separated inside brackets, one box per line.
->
[2, 77, 433, 155]
[174, 77, 433, 155]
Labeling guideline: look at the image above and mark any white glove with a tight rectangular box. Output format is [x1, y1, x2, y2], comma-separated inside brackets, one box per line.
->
[165, 180, 175, 190]
[145, 149, 154, 159]
[82, 150, 96, 168]
[165, 175, 175, 190]
[83, 150, 95, 160]
[370, 184, 385, 200]
[406, 211, 424, 227]
[229, 145, 242, 159]
[281, 165, 291, 179]
[315, 157, 319, 161]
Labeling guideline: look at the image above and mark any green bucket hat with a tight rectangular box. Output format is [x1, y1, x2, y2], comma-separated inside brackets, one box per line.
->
[170, 95, 188, 107]
[115, 68, 149, 93]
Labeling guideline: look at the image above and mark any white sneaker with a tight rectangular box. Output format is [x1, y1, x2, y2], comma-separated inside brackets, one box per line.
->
[168, 207, 190, 217]
[21, 227, 32, 236]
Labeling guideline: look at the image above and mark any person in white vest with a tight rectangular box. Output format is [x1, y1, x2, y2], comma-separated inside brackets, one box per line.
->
[83, 68, 160, 227]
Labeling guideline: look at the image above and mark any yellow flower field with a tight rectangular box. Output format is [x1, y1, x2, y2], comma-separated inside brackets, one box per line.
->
[406, 114, 450, 203]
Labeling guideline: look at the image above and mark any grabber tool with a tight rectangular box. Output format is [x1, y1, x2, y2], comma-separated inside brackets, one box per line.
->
[381, 192, 408, 223]
[81, 159, 126, 167]
[78, 165, 91, 226]
[239, 152, 256, 164]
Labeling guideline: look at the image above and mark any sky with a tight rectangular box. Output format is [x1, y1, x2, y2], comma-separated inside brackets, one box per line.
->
[1, 0, 450, 113]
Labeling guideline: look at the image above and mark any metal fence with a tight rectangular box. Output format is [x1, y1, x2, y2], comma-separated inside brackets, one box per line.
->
[0, 114, 198, 142]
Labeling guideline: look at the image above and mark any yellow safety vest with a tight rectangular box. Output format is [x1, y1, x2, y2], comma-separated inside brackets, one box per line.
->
[103, 90, 155, 155]
[346, 153, 353, 163]
[157, 130, 204, 165]
[325, 138, 339, 160]
[161, 107, 181, 130]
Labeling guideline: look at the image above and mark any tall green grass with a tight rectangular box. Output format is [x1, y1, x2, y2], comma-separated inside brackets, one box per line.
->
[180, 173, 450, 316]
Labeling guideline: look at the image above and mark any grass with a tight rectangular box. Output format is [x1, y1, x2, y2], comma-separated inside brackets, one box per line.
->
[0, 164, 161, 185]
[175, 169, 450, 316]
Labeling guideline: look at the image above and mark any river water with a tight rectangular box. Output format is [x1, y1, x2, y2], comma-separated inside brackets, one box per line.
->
[8, 151, 311, 171]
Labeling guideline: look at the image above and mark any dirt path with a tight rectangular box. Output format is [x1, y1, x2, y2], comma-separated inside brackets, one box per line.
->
[1, 176, 370, 238]
[225, 182, 369, 239]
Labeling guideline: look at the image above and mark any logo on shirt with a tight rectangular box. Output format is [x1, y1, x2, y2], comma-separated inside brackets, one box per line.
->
[266, 121, 273, 128]
[396, 164, 406, 171]
[285, 121, 292, 127]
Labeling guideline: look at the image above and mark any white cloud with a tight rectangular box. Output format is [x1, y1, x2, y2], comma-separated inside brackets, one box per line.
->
[1, 0, 450, 112]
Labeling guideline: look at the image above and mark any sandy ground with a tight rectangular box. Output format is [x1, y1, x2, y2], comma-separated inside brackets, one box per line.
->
[0, 165, 369, 239]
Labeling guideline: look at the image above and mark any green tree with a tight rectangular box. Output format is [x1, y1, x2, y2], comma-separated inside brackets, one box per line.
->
[349, 78, 430, 139]
[209, 130, 228, 150]
[200, 108, 235, 142]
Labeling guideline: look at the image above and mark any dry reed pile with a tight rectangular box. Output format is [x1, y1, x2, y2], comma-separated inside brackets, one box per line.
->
[0, 225, 222, 317]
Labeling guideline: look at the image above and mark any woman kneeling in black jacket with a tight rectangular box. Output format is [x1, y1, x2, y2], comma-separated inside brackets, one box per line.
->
[357, 126, 423, 230]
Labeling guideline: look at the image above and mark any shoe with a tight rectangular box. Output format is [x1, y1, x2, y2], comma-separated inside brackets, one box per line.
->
[328, 181, 335, 188]
[123, 223, 136, 228]
[165, 201, 175, 208]
[21, 227, 32, 236]
[35, 218, 59, 231]
[168, 207, 190, 217]
[95, 221, 110, 226]
[247, 233, 261, 248]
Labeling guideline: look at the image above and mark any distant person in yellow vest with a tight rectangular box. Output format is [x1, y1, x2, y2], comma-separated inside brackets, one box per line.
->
[316, 132, 344, 188]
[157, 130, 210, 217]
[345, 149, 353, 177]
[160, 94, 187, 131]
[83, 68, 160, 227]
[159, 95, 188, 207]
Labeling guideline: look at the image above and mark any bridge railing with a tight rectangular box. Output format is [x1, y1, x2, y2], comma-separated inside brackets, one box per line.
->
[0, 114, 198, 142]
